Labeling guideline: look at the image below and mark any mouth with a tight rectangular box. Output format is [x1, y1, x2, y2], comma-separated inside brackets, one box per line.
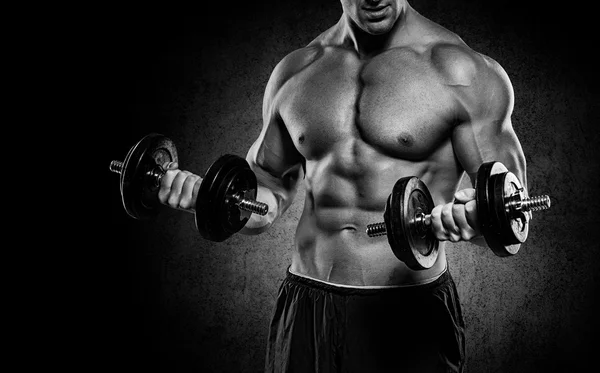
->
[362, 4, 390, 20]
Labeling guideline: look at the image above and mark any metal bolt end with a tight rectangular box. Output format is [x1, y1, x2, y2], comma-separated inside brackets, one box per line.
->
[366, 222, 387, 237]
[110, 160, 123, 174]
[238, 199, 269, 216]
[145, 165, 166, 189]
[522, 195, 551, 212]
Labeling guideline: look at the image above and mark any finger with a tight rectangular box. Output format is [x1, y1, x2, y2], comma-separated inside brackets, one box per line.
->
[452, 203, 478, 241]
[162, 161, 179, 170]
[168, 171, 192, 209]
[430, 205, 449, 241]
[158, 169, 179, 204]
[179, 173, 202, 210]
[464, 200, 480, 232]
[441, 203, 461, 242]
[454, 188, 476, 204]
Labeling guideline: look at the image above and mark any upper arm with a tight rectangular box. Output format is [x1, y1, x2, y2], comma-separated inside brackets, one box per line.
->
[449, 51, 527, 190]
[246, 51, 307, 215]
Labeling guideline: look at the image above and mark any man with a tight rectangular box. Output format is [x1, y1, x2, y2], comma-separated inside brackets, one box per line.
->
[159, 0, 527, 371]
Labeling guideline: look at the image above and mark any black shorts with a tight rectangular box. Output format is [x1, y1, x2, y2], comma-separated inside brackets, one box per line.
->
[265, 268, 465, 373]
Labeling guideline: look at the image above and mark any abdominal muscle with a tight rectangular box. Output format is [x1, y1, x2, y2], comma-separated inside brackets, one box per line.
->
[289, 164, 450, 287]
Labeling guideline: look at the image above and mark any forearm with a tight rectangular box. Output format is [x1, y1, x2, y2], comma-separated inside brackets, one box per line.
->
[242, 149, 303, 235]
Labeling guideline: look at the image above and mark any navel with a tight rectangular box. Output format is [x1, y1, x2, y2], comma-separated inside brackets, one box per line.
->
[298, 134, 305, 144]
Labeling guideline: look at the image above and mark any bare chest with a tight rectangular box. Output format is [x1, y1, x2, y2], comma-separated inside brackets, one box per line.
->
[278, 47, 457, 161]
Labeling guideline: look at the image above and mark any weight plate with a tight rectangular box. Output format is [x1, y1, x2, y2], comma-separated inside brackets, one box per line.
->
[195, 154, 256, 242]
[120, 133, 178, 219]
[215, 164, 258, 236]
[492, 171, 528, 250]
[385, 177, 438, 270]
[475, 162, 521, 257]
[195, 154, 241, 240]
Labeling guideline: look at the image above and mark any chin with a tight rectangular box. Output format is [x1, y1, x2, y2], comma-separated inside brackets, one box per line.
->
[362, 19, 395, 35]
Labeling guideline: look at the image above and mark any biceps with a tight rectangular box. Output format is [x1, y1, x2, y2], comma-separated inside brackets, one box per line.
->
[453, 118, 527, 188]
[246, 119, 304, 196]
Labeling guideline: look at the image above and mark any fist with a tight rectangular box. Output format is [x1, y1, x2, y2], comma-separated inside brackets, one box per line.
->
[157, 162, 203, 212]
[430, 188, 480, 242]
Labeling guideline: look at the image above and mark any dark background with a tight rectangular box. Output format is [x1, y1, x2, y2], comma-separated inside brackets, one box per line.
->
[88, 0, 598, 371]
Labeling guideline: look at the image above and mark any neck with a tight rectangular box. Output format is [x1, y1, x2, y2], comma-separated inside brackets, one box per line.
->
[340, 5, 410, 57]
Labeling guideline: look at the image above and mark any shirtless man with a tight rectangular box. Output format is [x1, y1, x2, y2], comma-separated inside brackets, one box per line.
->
[159, 0, 527, 371]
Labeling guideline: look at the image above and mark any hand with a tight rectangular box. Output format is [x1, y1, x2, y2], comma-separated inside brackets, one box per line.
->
[430, 188, 480, 242]
[157, 162, 203, 212]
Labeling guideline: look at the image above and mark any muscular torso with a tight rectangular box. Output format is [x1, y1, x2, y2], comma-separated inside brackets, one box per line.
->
[247, 9, 514, 286]
[276, 42, 471, 285]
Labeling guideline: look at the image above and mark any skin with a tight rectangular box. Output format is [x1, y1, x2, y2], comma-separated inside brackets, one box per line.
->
[158, 0, 527, 286]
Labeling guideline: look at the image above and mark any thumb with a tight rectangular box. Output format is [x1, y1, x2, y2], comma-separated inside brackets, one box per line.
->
[162, 161, 179, 170]
[454, 188, 476, 204]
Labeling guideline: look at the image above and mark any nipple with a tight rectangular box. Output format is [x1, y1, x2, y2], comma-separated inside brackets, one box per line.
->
[397, 132, 413, 147]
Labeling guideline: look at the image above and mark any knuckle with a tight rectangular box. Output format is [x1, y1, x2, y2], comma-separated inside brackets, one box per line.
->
[168, 193, 180, 207]
[452, 204, 463, 216]
[442, 203, 453, 214]
[158, 187, 171, 204]
[164, 169, 179, 182]
[431, 206, 442, 219]
[448, 226, 460, 236]
[184, 174, 198, 187]
[433, 222, 448, 241]
[175, 171, 187, 182]
[436, 233, 448, 241]
[179, 198, 191, 210]
[459, 229, 473, 241]
[465, 201, 477, 214]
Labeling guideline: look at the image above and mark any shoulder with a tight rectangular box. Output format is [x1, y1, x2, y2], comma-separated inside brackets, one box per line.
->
[430, 41, 510, 90]
[428, 41, 514, 118]
[266, 23, 343, 95]
[264, 44, 323, 97]
[412, 11, 512, 94]
[411, 10, 515, 120]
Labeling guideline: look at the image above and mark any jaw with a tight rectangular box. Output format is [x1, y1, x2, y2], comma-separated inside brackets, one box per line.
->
[339, 5, 408, 56]
[351, 1, 406, 35]
[359, 17, 397, 35]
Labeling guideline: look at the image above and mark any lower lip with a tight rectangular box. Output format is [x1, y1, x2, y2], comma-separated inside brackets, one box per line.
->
[363, 5, 390, 19]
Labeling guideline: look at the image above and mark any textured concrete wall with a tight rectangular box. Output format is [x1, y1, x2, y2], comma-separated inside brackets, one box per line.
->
[104, 1, 599, 372]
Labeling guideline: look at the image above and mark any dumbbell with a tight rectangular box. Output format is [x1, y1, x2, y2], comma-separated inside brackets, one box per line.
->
[110, 133, 268, 242]
[366, 162, 551, 270]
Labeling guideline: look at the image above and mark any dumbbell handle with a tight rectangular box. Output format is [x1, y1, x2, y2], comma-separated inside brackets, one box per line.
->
[109, 160, 269, 216]
[366, 194, 551, 237]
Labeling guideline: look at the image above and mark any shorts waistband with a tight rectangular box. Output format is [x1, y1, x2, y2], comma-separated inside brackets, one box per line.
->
[285, 266, 450, 295]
